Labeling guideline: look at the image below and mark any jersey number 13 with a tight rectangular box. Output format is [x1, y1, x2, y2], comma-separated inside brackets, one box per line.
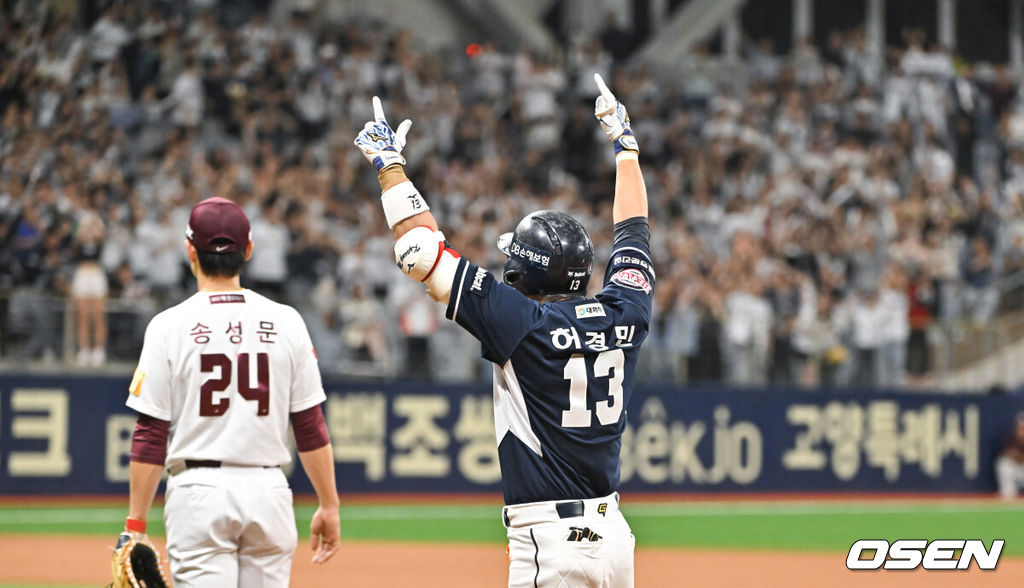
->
[561, 349, 624, 428]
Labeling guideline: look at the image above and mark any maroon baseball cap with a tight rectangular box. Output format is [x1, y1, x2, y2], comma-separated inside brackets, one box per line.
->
[186, 197, 251, 253]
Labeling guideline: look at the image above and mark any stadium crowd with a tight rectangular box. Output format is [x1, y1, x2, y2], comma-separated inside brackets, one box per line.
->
[2, 0, 1024, 388]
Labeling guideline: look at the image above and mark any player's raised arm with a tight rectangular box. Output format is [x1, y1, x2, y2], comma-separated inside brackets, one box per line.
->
[594, 73, 648, 223]
[353, 96, 436, 236]
[353, 97, 461, 303]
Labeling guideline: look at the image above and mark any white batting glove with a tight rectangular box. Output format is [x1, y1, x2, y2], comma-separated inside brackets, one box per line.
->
[354, 96, 413, 171]
[593, 73, 638, 155]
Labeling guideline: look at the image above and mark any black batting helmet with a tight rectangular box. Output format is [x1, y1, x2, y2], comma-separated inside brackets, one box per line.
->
[497, 210, 594, 298]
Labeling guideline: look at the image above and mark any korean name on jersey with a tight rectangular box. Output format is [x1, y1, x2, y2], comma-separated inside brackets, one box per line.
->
[127, 290, 326, 468]
[446, 238, 655, 504]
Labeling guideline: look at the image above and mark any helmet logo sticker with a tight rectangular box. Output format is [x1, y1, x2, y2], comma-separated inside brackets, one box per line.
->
[508, 239, 551, 267]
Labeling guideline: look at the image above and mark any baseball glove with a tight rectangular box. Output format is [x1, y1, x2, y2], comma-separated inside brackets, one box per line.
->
[108, 531, 170, 588]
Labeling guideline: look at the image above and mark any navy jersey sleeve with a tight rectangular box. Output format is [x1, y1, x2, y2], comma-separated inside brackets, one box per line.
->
[598, 217, 656, 322]
[445, 258, 542, 364]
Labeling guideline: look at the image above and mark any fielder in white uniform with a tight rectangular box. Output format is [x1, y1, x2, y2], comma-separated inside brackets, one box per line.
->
[123, 197, 340, 587]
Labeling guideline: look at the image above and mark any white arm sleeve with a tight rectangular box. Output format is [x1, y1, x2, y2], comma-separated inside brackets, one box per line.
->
[381, 181, 429, 229]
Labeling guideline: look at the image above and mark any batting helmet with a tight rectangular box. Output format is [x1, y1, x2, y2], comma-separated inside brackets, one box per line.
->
[497, 210, 593, 298]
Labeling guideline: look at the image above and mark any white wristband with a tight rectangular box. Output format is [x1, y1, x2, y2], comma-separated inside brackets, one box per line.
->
[615, 151, 639, 162]
[381, 181, 430, 229]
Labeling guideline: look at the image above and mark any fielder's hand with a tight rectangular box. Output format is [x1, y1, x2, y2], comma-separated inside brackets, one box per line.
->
[309, 505, 340, 564]
[593, 73, 638, 154]
[354, 96, 412, 171]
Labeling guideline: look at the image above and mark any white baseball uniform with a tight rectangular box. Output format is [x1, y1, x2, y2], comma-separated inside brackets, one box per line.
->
[996, 456, 1024, 499]
[127, 288, 325, 588]
[504, 493, 635, 588]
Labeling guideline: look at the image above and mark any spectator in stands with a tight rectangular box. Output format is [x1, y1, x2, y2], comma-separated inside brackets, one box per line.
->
[395, 280, 440, 381]
[961, 235, 999, 323]
[89, 5, 131, 66]
[246, 197, 290, 301]
[792, 287, 848, 388]
[850, 284, 887, 388]
[906, 266, 936, 383]
[338, 283, 390, 372]
[996, 412, 1024, 500]
[879, 263, 910, 388]
[722, 275, 773, 387]
[70, 205, 108, 367]
[1, 2, 1022, 389]
[766, 266, 801, 385]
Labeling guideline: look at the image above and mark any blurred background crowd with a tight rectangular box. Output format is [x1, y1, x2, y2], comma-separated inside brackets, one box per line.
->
[2, 0, 1024, 389]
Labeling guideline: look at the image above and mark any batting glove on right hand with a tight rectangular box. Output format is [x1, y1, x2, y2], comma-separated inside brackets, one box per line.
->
[593, 73, 638, 155]
[354, 96, 412, 171]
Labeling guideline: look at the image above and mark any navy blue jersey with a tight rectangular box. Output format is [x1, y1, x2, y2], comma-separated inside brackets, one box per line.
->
[446, 230, 655, 505]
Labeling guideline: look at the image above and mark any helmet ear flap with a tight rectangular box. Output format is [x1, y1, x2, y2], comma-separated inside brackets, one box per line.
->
[503, 257, 528, 294]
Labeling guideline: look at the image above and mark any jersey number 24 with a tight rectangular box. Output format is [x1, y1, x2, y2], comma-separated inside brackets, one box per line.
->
[199, 352, 270, 416]
[561, 349, 624, 428]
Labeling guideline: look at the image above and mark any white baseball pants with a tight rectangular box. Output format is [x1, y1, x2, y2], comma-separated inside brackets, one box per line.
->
[996, 456, 1024, 499]
[163, 465, 298, 588]
[504, 492, 635, 588]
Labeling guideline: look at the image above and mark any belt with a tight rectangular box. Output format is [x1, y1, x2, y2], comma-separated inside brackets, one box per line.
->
[556, 500, 585, 519]
[167, 460, 277, 476]
[502, 500, 585, 528]
[185, 459, 222, 469]
[502, 493, 620, 528]
[499, 499, 589, 528]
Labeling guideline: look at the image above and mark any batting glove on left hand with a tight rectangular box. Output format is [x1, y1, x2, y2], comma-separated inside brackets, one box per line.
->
[354, 96, 412, 171]
[593, 73, 638, 155]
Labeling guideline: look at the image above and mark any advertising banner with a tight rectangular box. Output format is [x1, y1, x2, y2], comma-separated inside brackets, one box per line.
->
[0, 375, 1020, 495]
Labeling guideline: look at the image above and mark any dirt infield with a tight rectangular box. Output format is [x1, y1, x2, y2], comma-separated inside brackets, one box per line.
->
[1, 535, 1022, 587]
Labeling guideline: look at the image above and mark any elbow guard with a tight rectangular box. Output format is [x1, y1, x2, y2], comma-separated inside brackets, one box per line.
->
[394, 226, 461, 303]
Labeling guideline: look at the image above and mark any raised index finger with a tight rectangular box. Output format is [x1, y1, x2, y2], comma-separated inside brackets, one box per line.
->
[593, 73, 615, 102]
[371, 96, 387, 124]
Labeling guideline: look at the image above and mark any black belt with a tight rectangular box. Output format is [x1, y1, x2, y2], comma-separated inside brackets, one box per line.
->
[184, 460, 278, 469]
[555, 500, 584, 519]
[168, 460, 277, 475]
[502, 500, 584, 527]
[185, 459, 222, 469]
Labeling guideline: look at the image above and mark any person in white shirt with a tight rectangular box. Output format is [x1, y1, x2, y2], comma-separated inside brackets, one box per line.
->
[122, 197, 340, 587]
[247, 199, 291, 300]
[879, 264, 910, 388]
[850, 284, 889, 388]
[164, 59, 204, 127]
[722, 276, 773, 387]
[89, 6, 131, 64]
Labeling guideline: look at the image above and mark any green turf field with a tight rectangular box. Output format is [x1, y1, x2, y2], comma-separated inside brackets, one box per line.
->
[0, 499, 1021, 556]
[2, 500, 1022, 587]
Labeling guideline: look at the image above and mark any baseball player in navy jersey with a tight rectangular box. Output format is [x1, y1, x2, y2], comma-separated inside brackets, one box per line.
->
[355, 74, 652, 587]
[122, 197, 340, 587]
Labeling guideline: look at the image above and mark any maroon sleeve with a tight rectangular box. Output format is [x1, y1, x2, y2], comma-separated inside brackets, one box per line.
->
[130, 413, 170, 465]
[291, 404, 330, 452]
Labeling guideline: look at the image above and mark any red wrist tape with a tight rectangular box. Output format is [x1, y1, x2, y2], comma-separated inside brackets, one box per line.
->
[125, 517, 147, 533]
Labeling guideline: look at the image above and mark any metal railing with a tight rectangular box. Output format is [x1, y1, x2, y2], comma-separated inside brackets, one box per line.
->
[3, 288, 1024, 392]
[0, 291, 157, 373]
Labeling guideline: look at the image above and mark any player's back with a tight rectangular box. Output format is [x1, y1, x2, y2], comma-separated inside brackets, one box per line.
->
[495, 294, 647, 504]
[447, 226, 655, 505]
[127, 289, 324, 467]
